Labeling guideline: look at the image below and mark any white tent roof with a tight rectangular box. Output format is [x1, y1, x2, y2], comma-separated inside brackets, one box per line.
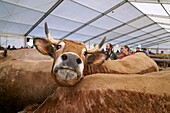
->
[0, 0, 170, 49]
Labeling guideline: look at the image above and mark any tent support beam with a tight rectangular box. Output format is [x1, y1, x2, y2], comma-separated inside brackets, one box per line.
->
[83, 14, 146, 43]
[24, 0, 63, 36]
[127, 32, 167, 46]
[105, 22, 155, 43]
[139, 35, 170, 47]
[115, 28, 163, 45]
[24, 36, 27, 47]
[142, 38, 170, 47]
[60, 0, 127, 40]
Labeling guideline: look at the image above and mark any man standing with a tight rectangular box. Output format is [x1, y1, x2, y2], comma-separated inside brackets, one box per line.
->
[135, 47, 141, 52]
[105, 43, 117, 60]
[142, 48, 150, 56]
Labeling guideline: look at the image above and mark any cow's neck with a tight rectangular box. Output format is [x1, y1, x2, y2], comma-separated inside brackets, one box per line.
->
[83, 61, 121, 76]
[83, 54, 158, 75]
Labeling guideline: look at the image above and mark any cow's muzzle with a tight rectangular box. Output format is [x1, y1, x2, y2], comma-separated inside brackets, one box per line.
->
[52, 52, 84, 86]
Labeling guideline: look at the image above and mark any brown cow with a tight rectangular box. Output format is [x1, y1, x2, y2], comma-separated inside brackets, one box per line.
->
[150, 54, 170, 68]
[34, 23, 159, 86]
[15, 22, 159, 112]
[85, 51, 159, 75]
[0, 49, 56, 113]
[26, 68, 170, 113]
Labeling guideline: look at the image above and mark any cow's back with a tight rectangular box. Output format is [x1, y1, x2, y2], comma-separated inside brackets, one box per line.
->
[86, 53, 158, 75]
[0, 49, 56, 113]
[33, 68, 170, 113]
[7, 49, 52, 60]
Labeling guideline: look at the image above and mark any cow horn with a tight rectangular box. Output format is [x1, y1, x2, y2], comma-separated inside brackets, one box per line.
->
[87, 37, 106, 53]
[45, 22, 59, 44]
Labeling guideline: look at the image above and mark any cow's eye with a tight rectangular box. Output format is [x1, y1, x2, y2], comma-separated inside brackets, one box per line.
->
[84, 51, 87, 56]
[56, 45, 61, 50]
[55, 42, 65, 50]
[82, 48, 87, 56]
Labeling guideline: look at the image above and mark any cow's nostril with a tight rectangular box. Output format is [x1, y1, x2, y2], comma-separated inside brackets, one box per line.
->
[76, 58, 82, 64]
[61, 54, 67, 61]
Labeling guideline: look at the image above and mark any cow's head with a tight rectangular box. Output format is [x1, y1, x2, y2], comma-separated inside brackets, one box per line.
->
[33, 23, 106, 86]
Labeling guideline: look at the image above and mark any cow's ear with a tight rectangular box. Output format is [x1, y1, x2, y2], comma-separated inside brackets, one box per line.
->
[33, 38, 54, 57]
[86, 51, 107, 65]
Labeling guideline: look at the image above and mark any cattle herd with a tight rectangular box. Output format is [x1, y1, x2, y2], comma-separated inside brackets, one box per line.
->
[0, 23, 170, 113]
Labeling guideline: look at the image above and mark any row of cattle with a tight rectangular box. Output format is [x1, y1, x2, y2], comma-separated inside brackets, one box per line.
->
[1, 50, 169, 113]
[0, 23, 167, 113]
[150, 54, 170, 68]
[26, 68, 170, 113]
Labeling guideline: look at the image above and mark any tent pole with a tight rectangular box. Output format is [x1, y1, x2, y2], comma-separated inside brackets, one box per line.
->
[24, 36, 27, 48]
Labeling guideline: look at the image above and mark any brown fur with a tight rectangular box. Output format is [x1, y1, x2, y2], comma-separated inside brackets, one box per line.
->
[150, 54, 169, 59]
[62, 39, 86, 62]
[6, 49, 52, 60]
[85, 52, 159, 75]
[0, 49, 56, 113]
[150, 54, 170, 68]
[34, 38, 159, 86]
[32, 68, 170, 113]
[0, 45, 158, 112]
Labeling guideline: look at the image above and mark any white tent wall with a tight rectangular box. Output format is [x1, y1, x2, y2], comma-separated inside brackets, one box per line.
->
[0, 0, 170, 50]
[148, 42, 170, 54]
[0, 36, 25, 48]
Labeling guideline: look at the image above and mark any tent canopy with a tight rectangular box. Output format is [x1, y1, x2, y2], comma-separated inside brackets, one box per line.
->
[0, 0, 170, 50]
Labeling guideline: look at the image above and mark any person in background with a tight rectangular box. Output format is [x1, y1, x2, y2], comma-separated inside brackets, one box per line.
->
[11, 46, 16, 50]
[116, 50, 120, 54]
[7, 45, 11, 50]
[135, 47, 141, 53]
[142, 48, 149, 56]
[105, 43, 117, 60]
[148, 49, 155, 55]
[0, 46, 4, 50]
[160, 51, 164, 54]
[3, 49, 7, 57]
[120, 45, 132, 59]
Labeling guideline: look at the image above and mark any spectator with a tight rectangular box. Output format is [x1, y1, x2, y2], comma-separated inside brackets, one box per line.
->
[101, 48, 105, 53]
[116, 50, 120, 53]
[7, 45, 11, 50]
[135, 47, 141, 53]
[148, 49, 155, 55]
[3, 49, 7, 57]
[11, 46, 16, 50]
[105, 43, 117, 60]
[0, 46, 4, 50]
[160, 51, 164, 54]
[142, 48, 149, 56]
[120, 45, 132, 59]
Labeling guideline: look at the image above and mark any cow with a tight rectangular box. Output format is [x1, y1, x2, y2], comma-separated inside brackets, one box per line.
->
[0, 49, 57, 113]
[0, 23, 159, 112]
[150, 54, 170, 68]
[24, 68, 170, 113]
[33, 22, 159, 86]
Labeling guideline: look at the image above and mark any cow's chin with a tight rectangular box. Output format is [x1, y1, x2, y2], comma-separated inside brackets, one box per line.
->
[53, 68, 82, 86]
